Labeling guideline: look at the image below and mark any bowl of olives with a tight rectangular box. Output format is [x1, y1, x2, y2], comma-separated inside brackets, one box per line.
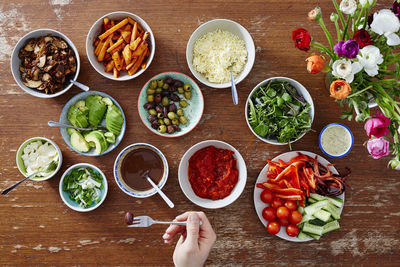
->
[138, 72, 204, 137]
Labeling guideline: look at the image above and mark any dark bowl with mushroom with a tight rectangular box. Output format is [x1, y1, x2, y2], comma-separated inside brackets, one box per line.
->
[11, 29, 80, 98]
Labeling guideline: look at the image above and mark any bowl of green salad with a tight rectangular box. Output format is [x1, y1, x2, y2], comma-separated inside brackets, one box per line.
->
[59, 91, 126, 156]
[245, 77, 314, 146]
[59, 163, 108, 212]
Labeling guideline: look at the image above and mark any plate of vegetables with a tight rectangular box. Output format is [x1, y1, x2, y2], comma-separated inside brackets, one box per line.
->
[59, 91, 126, 156]
[59, 163, 107, 212]
[254, 151, 348, 242]
[245, 77, 314, 146]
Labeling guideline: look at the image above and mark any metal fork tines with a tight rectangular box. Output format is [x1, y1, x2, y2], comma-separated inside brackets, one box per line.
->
[128, 216, 202, 227]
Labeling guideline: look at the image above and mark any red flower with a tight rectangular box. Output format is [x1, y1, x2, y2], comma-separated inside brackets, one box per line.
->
[353, 29, 373, 48]
[292, 28, 311, 51]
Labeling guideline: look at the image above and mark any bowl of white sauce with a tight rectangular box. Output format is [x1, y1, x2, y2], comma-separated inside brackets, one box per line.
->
[319, 123, 353, 158]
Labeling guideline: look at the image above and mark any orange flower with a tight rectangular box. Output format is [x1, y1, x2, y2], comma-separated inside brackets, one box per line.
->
[306, 55, 324, 74]
[330, 80, 351, 99]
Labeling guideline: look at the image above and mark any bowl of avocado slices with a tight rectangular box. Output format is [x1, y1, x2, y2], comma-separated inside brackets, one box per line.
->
[59, 91, 126, 156]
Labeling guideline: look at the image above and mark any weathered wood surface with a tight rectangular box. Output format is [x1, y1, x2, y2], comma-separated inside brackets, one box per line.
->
[0, 0, 399, 266]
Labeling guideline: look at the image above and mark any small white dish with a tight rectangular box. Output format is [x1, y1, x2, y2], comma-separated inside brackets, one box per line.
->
[16, 137, 62, 181]
[59, 163, 108, 212]
[10, 29, 80, 98]
[86, 11, 155, 81]
[319, 123, 354, 158]
[178, 140, 247, 209]
[254, 151, 345, 242]
[245, 77, 315, 145]
[186, 19, 255, 89]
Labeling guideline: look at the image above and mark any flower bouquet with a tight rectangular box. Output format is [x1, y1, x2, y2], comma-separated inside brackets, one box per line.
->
[292, 0, 400, 169]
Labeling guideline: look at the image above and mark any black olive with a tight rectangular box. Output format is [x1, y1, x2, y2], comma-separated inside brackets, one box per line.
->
[169, 86, 177, 92]
[167, 125, 175, 134]
[155, 105, 163, 113]
[151, 121, 161, 129]
[143, 102, 155, 110]
[173, 80, 184, 88]
[148, 115, 157, 122]
[154, 93, 162, 103]
[168, 103, 177, 113]
[125, 212, 134, 225]
[164, 76, 173, 85]
[170, 93, 180, 102]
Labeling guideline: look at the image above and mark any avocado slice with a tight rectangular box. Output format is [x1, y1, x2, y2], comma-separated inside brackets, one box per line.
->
[70, 131, 90, 152]
[68, 106, 88, 128]
[67, 128, 78, 136]
[84, 131, 109, 154]
[105, 105, 124, 135]
[86, 95, 107, 127]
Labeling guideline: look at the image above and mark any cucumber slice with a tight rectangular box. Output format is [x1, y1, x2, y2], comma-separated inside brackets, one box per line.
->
[323, 202, 341, 220]
[307, 233, 321, 240]
[309, 193, 325, 201]
[303, 222, 324, 236]
[300, 214, 315, 224]
[304, 200, 329, 215]
[102, 97, 113, 106]
[70, 131, 90, 152]
[313, 209, 331, 222]
[308, 198, 317, 204]
[322, 220, 340, 234]
[297, 231, 311, 240]
[297, 206, 305, 214]
[309, 218, 326, 226]
[309, 193, 343, 208]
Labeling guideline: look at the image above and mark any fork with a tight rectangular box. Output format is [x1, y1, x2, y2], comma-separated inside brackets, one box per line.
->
[128, 216, 202, 228]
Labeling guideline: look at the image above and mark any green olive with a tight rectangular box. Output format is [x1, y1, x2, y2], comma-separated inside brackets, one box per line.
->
[158, 125, 167, 133]
[179, 115, 188, 124]
[172, 118, 179, 125]
[163, 83, 169, 90]
[157, 79, 164, 88]
[184, 91, 192, 100]
[162, 96, 169, 106]
[147, 88, 156, 94]
[184, 83, 192, 92]
[156, 88, 163, 94]
[177, 87, 184, 94]
[158, 119, 165, 125]
[163, 118, 171, 125]
[149, 109, 157, 115]
[179, 100, 188, 108]
[147, 95, 154, 102]
[150, 80, 157, 89]
[157, 113, 164, 119]
[177, 108, 184, 116]
[167, 112, 177, 120]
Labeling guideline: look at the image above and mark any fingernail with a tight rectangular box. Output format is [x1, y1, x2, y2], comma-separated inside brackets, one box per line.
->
[164, 240, 168, 244]
[162, 233, 168, 239]
[188, 214, 199, 222]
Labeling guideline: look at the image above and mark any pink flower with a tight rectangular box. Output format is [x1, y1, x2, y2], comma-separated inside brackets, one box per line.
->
[367, 138, 389, 159]
[364, 111, 390, 138]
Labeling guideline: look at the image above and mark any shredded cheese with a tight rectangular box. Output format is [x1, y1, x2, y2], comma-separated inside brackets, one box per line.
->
[192, 29, 248, 83]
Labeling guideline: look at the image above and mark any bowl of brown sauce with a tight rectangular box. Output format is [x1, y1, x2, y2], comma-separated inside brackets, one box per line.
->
[113, 143, 169, 198]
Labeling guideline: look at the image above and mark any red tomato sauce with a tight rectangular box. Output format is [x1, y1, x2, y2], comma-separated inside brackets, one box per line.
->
[188, 146, 239, 200]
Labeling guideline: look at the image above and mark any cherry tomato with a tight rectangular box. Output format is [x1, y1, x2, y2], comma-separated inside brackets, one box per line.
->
[267, 221, 281, 235]
[286, 224, 300, 237]
[271, 197, 284, 210]
[260, 190, 274, 203]
[262, 207, 276, 221]
[278, 217, 289, 226]
[276, 206, 290, 219]
[284, 200, 298, 211]
[289, 210, 303, 225]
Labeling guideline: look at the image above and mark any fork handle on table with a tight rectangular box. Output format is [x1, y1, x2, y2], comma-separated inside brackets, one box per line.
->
[127, 221, 202, 227]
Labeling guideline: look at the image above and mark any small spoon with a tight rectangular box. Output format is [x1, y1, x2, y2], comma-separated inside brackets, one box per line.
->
[48, 121, 107, 131]
[142, 170, 174, 208]
[70, 79, 89, 91]
[2, 160, 58, 195]
[230, 66, 238, 105]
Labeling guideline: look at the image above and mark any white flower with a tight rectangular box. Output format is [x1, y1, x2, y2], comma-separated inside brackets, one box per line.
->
[340, 0, 357, 15]
[357, 45, 383, 77]
[332, 59, 362, 83]
[359, 0, 374, 7]
[371, 9, 400, 46]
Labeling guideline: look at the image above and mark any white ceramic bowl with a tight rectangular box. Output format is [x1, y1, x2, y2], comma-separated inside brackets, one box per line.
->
[178, 140, 247, 209]
[16, 137, 63, 181]
[245, 77, 315, 145]
[10, 29, 80, 98]
[86, 11, 155, 81]
[59, 163, 108, 212]
[186, 19, 255, 89]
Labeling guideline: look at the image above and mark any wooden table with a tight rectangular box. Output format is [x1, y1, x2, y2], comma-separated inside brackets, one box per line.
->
[1, 0, 399, 266]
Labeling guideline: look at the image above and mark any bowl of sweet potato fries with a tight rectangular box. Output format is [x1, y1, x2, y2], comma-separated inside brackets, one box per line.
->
[86, 11, 155, 81]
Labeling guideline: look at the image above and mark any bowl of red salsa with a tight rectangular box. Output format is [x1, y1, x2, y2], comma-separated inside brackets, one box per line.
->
[178, 140, 247, 209]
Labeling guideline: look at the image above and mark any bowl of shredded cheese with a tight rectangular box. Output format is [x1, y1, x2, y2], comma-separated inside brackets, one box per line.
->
[16, 137, 62, 181]
[186, 19, 255, 88]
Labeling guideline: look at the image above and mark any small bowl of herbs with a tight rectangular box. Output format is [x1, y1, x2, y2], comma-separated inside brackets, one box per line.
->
[59, 163, 108, 212]
[245, 77, 314, 146]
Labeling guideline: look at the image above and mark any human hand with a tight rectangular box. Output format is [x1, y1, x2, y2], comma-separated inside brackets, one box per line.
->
[162, 211, 216, 267]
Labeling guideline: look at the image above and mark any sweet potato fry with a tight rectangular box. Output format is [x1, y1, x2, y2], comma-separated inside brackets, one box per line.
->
[128, 17, 143, 32]
[131, 42, 147, 57]
[97, 34, 113, 62]
[107, 38, 124, 53]
[141, 62, 147, 69]
[142, 32, 149, 42]
[126, 56, 138, 70]
[122, 45, 132, 65]
[121, 30, 131, 44]
[113, 67, 119, 78]
[104, 52, 112, 62]
[99, 18, 128, 40]
[105, 60, 115, 72]
[94, 39, 104, 56]
[103, 17, 110, 25]
[128, 48, 147, 75]
[112, 51, 123, 71]
[130, 22, 138, 45]
[129, 37, 141, 51]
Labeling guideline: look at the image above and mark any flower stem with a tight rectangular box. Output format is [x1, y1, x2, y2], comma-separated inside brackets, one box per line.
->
[333, 19, 341, 41]
[317, 18, 334, 50]
[342, 15, 351, 40]
[332, 0, 346, 31]
[347, 85, 373, 98]
[312, 42, 336, 59]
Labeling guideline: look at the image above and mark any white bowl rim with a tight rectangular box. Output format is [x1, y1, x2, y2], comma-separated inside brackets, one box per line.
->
[113, 143, 169, 198]
[244, 76, 315, 145]
[16, 136, 63, 181]
[59, 163, 108, 212]
[10, 28, 80, 98]
[178, 139, 247, 209]
[186, 18, 255, 89]
[85, 11, 156, 81]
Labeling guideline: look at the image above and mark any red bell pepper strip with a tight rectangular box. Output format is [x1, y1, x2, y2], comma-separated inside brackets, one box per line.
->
[313, 156, 332, 178]
[269, 161, 303, 183]
[273, 194, 303, 201]
[303, 166, 316, 189]
[261, 182, 304, 195]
